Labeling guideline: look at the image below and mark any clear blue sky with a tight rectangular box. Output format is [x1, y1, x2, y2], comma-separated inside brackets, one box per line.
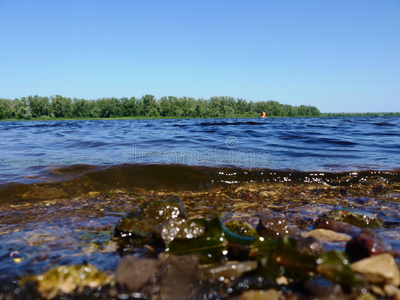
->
[1, 0, 399, 113]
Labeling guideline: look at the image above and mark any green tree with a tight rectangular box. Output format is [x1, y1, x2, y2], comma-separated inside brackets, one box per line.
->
[97, 98, 122, 118]
[13, 98, 32, 119]
[141, 94, 158, 117]
[121, 97, 136, 117]
[72, 98, 91, 117]
[51, 95, 72, 117]
[0, 99, 13, 119]
[1, 94, 324, 119]
[27, 95, 50, 117]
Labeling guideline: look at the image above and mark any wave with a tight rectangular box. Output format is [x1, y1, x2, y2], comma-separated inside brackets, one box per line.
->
[1, 163, 399, 203]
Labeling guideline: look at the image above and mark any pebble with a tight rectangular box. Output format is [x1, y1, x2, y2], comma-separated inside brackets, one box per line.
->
[300, 229, 351, 242]
[351, 253, 400, 286]
[239, 289, 281, 300]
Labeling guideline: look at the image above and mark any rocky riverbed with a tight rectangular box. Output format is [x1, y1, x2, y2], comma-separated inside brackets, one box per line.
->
[1, 172, 400, 299]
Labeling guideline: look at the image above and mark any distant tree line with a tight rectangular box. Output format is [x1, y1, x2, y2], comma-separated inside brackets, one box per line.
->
[322, 112, 400, 117]
[0, 95, 322, 120]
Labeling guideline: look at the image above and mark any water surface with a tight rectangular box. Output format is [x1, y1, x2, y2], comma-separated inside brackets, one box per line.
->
[1, 116, 399, 187]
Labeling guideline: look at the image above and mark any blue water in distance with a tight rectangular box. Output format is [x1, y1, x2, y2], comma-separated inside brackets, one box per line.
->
[0, 116, 399, 184]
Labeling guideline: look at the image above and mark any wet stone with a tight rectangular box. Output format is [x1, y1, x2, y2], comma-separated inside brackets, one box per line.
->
[197, 261, 258, 283]
[224, 220, 259, 238]
[238, 289, 281, 300]
[157, 254, 201, 300]
[296, 236, 324, 256]
[351, 253, 400, 286]
[346, 229, 395, 262]
[304, 278, 344, 298]
[256, 214, 299, 239]
[114, 197, 187, 238]
[315, 218, 362, 236]
[154, 218, 206, 245]
[115, 256, 164, 292]
[322, 210, 383, 229]
[301, 229, 351, 242]
[2, 172, 400, 299]
[22, 264, 112, 300]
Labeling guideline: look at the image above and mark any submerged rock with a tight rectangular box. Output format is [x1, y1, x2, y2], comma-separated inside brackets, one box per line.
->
[301, 228, 351, 242]
[304, 278, 344, 298]
[316, 250, 361, 292]
[22, 264, 112, 300]
[321, 210, 383, 229]
[251, 236, 317, 280]
[297, 236, 324, 256]
[315, 218, 362, 236]
[346, 229, 395, 262]
[224, 220, 259, 238]
[167, 218, 229, 264]
[351, 253, 400, 286]
[154, 217, 206, 245]
[114, 197, 187, 238]
[197, 261, 258, 283]
[227, 276, 281, 297]
[256, 214, 299, 239]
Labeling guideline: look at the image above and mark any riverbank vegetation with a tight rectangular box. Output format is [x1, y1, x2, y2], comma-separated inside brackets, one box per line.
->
[0, 95, 321, 120]
[322, 112, 400, 117]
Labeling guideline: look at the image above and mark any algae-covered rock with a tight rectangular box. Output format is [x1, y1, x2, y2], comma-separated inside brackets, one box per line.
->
[197, 261, 258, 283]
[22, 264, 112, 299]
[167, 218, 229, 264]
[224, 220, 258, 238]
[222, 220, 258, 246]
[316, 250, 361, 291]
[114, 197, 187, 238]
[322, 210, 383, 228]
[251, 235, 317, 280]
[155, 218, 206, 245]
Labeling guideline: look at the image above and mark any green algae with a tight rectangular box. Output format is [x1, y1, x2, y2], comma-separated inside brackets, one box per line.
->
[22, 264, 113, 299]
[322, 210, 383, 228]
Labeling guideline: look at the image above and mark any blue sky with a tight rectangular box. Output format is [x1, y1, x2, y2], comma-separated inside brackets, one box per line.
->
[0, 1, 399, 113]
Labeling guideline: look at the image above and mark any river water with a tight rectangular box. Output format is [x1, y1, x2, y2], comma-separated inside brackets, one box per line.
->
[1, 116, 399, 185]
[1, 117, 400, 297]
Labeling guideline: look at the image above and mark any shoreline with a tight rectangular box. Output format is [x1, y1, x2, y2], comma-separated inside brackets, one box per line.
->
[1, 113, 400, 122]
[1, 164, 399, 204]
[1, 173, 400, 298]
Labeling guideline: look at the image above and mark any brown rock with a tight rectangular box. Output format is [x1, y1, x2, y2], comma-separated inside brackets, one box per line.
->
[346, 229, 394, 262]
[256, 214, 299, 239]
[115, 256, 164, 291]
[297, 236, 324, 256]
[315, 218, 361, 236]
[351, 253, 400, 286]
[159, 255, 200, 300]
[301, 229, 351, 242]
[239, 289, 281, 300]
